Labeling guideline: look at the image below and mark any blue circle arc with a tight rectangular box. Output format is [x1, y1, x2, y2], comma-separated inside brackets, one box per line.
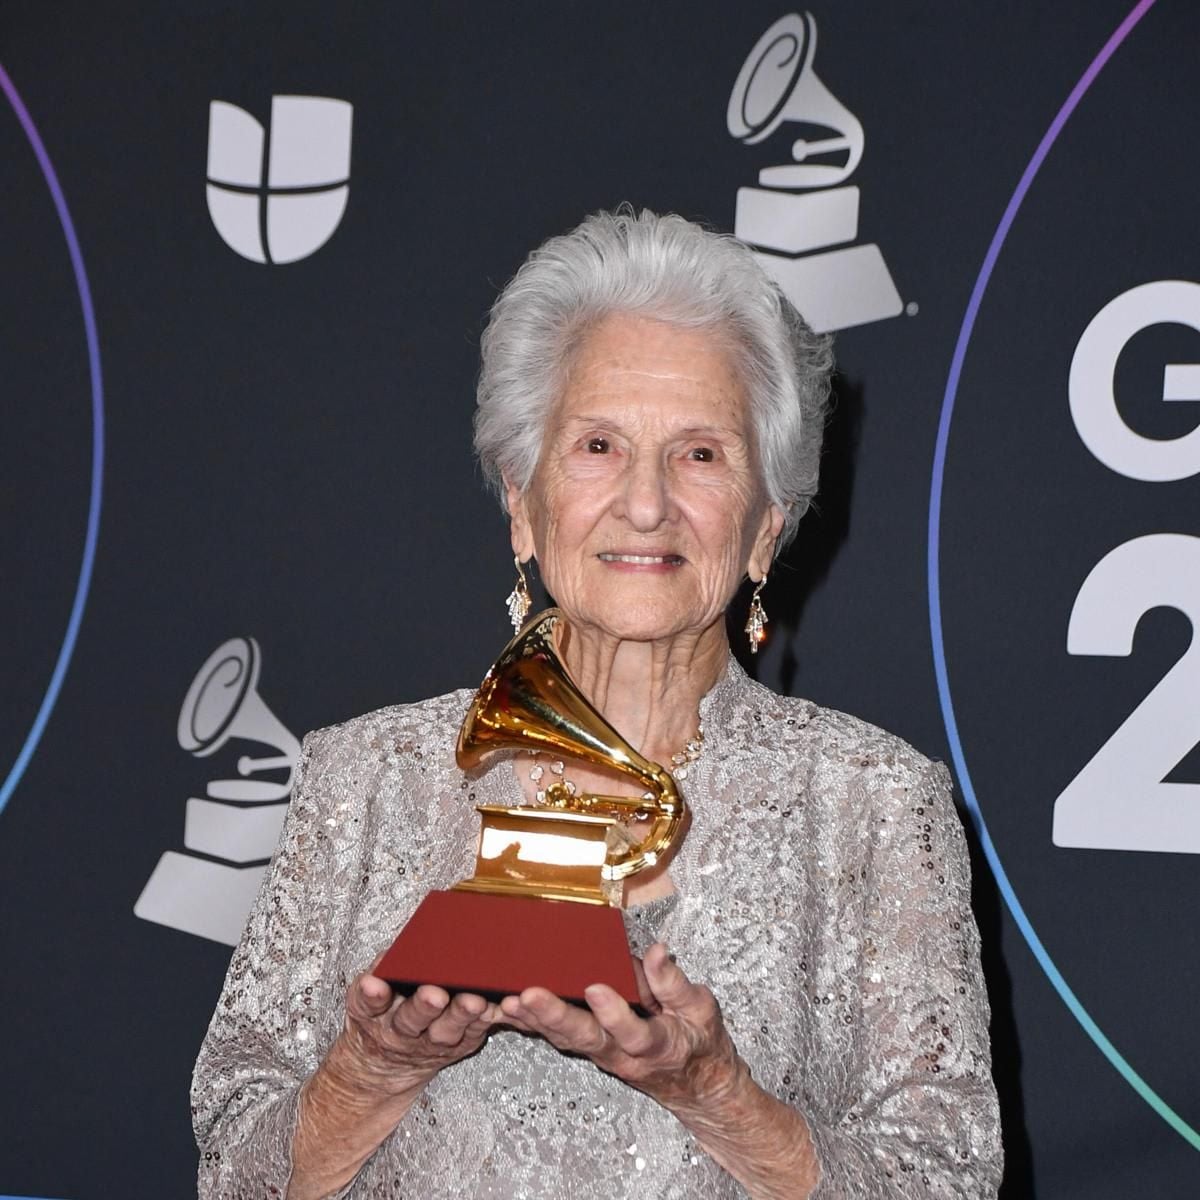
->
[927, 0, 1199, 1151]
[0, 64, 105, 818]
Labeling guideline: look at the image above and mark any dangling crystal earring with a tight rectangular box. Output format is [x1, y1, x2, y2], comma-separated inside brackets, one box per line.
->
[505, 556, 532, 632]
[745, 576, 768, 654]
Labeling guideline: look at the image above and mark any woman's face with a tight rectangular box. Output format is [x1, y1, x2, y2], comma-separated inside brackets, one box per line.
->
[507, 312, 785, 645]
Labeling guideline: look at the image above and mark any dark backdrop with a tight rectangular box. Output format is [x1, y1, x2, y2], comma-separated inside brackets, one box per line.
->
[2, 2, 1197, 1196]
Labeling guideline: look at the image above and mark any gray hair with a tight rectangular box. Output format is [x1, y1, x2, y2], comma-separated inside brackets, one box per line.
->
[474, 207, 833, 548]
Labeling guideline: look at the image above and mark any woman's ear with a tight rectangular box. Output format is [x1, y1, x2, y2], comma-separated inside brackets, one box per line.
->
[504, 475, 536, 561]
[747, 503, 786, 581]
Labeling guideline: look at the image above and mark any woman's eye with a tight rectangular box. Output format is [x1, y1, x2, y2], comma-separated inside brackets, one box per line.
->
[688, 446, 715, 462]
[585, 436, 610, 454]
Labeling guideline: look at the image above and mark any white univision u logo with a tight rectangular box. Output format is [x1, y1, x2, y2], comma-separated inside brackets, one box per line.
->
[206, 95, 353, 264]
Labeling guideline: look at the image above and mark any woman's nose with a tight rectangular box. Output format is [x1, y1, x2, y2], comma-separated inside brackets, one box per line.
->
[618, 454, 672, 531]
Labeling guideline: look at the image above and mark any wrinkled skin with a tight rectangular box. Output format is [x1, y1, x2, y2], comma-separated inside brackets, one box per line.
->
[290, 314, 818, 1200]
[499, 943, 746, 1114]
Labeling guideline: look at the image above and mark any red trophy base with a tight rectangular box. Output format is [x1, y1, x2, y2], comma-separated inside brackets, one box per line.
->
[375, 889, 641, 1008]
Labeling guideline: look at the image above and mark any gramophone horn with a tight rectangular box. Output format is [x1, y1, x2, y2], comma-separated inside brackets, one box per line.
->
[457, 610, 685, 881]
[727, 11, 864, 188]
[178, 637, 301, 801]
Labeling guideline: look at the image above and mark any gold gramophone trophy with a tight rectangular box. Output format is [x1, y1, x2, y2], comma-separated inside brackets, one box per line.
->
[376, 609, 687, 1007]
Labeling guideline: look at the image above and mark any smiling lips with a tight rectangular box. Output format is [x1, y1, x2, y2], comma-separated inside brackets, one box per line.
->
[597, 553, 685, 566]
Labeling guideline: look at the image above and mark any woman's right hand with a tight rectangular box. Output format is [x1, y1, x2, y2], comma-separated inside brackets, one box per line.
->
[290, 976, 498, 1199]
[335, 973, 499, 1097]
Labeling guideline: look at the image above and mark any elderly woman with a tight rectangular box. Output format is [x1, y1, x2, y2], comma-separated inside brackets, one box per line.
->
[193, 209, 1002, 1198]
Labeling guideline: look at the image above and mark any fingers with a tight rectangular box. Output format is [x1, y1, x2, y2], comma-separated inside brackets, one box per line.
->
[387, 984, 449, 1037]
[347, 974, 498, 1046]
[344, 951, 713, 1083]
[423, 992, 493, 1047]
[391, 987, 502, 1045]
[584, 985, 658, 1056]
[501, 988, 609, 1056]
[631, 956, 662, 1015]
[346, 973, 401, 1021]
[642, 944, 706, 1015]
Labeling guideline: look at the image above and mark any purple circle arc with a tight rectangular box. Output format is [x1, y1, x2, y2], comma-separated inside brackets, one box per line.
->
[0, 64, 105, 818]
[926, 0, 1199, 1151]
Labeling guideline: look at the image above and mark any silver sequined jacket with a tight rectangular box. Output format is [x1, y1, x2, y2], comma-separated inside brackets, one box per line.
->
[192, 657, 1003, 1198]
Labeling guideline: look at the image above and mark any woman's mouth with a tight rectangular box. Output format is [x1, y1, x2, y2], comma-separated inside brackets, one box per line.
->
[597, 553, 685, 566]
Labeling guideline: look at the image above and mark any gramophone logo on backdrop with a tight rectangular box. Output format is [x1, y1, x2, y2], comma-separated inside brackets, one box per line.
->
[206, 94, 352, 264]
[134, 638, 300, 945]
[728, 13, 902, 333]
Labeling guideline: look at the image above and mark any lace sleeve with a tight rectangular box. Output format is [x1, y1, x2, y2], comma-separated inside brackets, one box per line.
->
[191, 729, 338, 1198]
[806, 760, 1003, 1198]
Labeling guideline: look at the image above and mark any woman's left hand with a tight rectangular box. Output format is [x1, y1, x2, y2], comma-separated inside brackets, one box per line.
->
[498, 942, 746, 1114]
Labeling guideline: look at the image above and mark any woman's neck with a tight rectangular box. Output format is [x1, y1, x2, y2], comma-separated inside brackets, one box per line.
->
[558, 618, 728, 763]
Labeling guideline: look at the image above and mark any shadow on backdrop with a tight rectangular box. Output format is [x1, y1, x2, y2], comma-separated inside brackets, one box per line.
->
[729, 371, 862, 691]
[731, 373, 1033, 1196]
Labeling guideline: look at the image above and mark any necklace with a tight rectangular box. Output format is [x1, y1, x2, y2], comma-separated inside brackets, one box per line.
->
[527, 722, 704, 802]
[668, 723, 705, 781]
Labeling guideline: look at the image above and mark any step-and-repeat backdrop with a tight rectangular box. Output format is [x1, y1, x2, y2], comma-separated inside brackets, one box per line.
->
[3, 1, 1197, 1195]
